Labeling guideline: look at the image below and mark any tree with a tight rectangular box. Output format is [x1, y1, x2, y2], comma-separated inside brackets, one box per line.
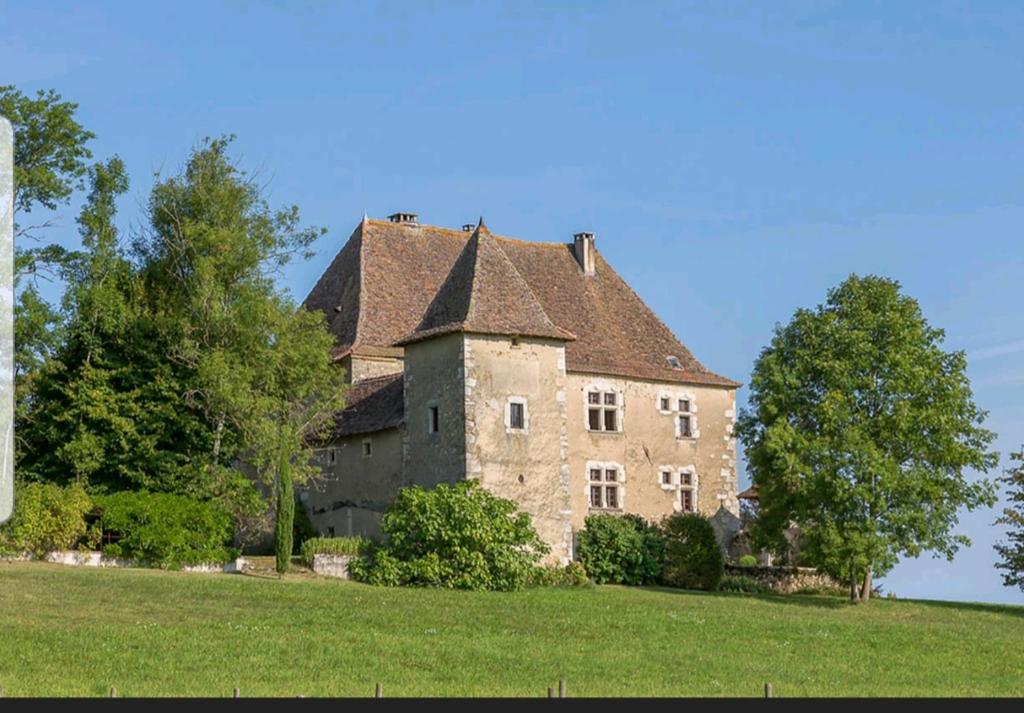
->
[137, 136, 343, 572]
[737, 275, 998, 602]
[994, 448, 1024, 591]
[2, 85, 95, 442]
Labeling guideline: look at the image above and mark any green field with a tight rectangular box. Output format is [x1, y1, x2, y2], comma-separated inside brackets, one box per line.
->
[1, 561, 1022, 697]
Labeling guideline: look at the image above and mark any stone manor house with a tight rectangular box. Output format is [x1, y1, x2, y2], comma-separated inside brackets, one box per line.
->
[298, 212, 741, 563]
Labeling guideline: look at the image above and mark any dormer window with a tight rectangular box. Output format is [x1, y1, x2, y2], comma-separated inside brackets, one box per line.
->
[667, 355, 682, 369]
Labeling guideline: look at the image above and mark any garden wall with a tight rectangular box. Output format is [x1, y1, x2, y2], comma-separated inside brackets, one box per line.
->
[724, 564, 841, 594]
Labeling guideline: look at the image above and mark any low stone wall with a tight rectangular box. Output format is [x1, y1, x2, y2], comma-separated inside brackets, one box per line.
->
[725, 564, 841, 594]
[312, 553, 356, 579]
[2, 551, 246, 573]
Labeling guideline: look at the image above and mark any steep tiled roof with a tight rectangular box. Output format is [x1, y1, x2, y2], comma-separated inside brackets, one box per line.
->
[396, 220, 575, 345]
[304, 218, 739, 388]
[330, 373, 404, 437]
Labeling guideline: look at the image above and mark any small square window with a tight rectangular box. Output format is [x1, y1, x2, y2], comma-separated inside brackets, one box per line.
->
[362, 440, 372, 457]
[660, 397, 670, 411]
[605, 468, 617, 482]
[679, 471, 692, 487]
[509, 401, 525, 430]
[679, 414, 692, 437]
[661, 471, 672, 485]
[679, 399, 690, 412]
[588, 392, 601, 405]
[603, 392, 617, 406]
[590, 468, 602, 482]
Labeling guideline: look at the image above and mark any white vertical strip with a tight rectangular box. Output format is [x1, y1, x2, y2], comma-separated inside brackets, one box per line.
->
[0, 116, 14, 523]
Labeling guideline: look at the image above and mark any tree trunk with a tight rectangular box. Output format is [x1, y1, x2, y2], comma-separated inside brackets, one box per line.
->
[848, 560, 860, 602]
[860, 562, 873, 602]
[274, 441, 294, 575]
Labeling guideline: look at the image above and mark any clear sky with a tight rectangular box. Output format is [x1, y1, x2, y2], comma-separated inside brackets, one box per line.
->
[3, 0, 1022, 603]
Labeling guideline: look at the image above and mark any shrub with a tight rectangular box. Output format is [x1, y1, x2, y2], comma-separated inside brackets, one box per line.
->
[660, 512, 724, 591]
[348, 480, 549, 591]
[93, 491, 236, 568]
[0, 482, 93, 556]
[576, 513, 664, 585]
[527, 561, 591, 588]
[300, 536, 372, 567]
[718, 575, 769, 593]
[738, 554, 758, 567]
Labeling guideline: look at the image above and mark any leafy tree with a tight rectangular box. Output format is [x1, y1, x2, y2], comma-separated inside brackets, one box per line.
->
[994, 448, 1024, 591]
[137, 136, 342, 572]
[660, 512, 723, 591]
[737, 275, 998, 602]
[2, 85, 95, 441]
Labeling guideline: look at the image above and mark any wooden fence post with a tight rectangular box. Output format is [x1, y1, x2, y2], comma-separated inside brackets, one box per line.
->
[110, 687, 117, 698]
[558, 679, 566, 698]
[764, 682, 773, 698]
[233, 687, 240, 698]
[375, 682, 382, 698]
[547, 686, 553, 698]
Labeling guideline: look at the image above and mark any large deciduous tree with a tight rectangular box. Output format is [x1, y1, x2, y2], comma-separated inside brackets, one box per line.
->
[737, 275, 998, 602]
[994, 448, 1024, 591]
[138, 136, 345, 572]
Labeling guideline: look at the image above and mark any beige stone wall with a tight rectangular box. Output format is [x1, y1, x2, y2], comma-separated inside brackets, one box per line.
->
[349, 355, 404, 383]
[301, 428, 403, 540]
[402, 332, 467, 487]
[463, 335, 573, 563]
[565, 373, 738, 536]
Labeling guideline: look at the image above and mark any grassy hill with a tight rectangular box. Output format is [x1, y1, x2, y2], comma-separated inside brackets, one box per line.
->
[1, 561, 1022, 697]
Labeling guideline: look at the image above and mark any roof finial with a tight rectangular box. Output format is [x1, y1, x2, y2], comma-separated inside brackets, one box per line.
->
[477, 215, 486, 229]
[362, 211, 368, 225]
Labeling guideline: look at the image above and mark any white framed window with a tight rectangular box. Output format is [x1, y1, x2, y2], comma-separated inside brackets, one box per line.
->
[505, 396, 528, 433]
[586, 387, 621, 432]
[658, 390, 699, 439]
[586, 461, 625, 510]
[678, 469, 696, 512]
[428, 404, 440, 434]
[657, 466, 698, 512]
[362, 438, 372, 458]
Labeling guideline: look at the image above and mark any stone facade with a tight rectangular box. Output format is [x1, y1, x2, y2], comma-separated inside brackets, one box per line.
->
[298, 215, 740, 564]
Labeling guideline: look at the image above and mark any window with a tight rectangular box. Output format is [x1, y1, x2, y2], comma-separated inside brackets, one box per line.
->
[660, 397, 670, 411]
[509, 402, 524, 429]
[588, 465, 623, 510]
[428, 405, 440, 434]
[661, 470, 673, 485]
[328, 449, 336, 464]
[676, 397, 697, 439]
[679, 470, 696, 512]
[587, 389, 620, 432]
[327, 526, 335, 537]
[362, 439, 372, 458]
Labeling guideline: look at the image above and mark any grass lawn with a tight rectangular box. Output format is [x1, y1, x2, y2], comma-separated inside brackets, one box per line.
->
[1, 561, 1022, 697]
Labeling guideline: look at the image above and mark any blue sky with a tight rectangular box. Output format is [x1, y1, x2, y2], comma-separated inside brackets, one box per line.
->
[3, 0, 1022, 603]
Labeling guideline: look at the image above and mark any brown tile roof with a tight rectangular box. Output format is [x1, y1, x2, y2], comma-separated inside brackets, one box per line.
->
[330, 373, 404, 437]
[304, 217, 739, 388]
[396, 220, 575, 345]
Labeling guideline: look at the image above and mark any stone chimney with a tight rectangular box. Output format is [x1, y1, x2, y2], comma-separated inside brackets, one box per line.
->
[573, 232, 596, 276]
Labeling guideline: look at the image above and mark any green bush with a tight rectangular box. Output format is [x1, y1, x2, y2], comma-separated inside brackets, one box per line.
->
[660, 512, 724, 591]
[718, 574, 769, 593]
[348, 480, 549, 591]
[527, 561, 591, 588]
[738, 554, 758, 567]
[93, 491, 236, 568]
[0, 482, 93, 556]
[576, 513, 664, 585]
[300, 536, 372, 567]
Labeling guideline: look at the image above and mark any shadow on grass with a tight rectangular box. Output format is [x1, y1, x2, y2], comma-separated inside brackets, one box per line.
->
[636, 584, 851, 610]
[637, 585, 1024, 616]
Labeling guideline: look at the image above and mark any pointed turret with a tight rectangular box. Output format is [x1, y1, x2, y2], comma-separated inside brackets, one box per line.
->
[396, 221, 575, 345]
